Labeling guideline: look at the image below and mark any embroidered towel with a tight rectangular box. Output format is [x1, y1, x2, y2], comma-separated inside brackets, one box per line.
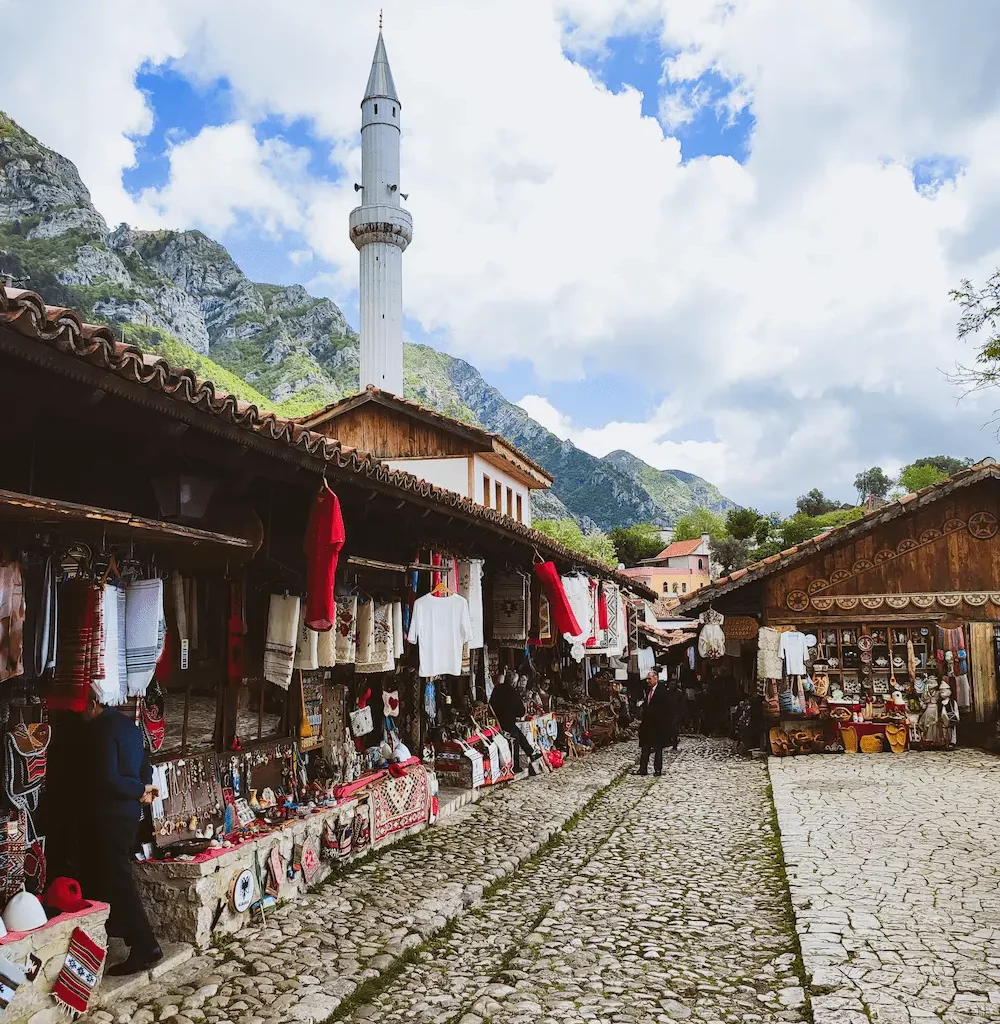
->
[293, 617, 319, 671]
[355, 598, 375, 666]
[125, 580, 164, 698]
[335, 596, 358, 664]
[357, 602, 393, 674]
[264, 595, 299, 690]
[316, 624, 337, 668]
[51, 927, 106, 1018]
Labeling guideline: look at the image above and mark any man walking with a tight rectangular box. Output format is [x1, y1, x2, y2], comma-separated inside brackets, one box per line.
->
[664, 677, 684, 752]
[637, 670, 670, 776]
[80, 689, 163, 976]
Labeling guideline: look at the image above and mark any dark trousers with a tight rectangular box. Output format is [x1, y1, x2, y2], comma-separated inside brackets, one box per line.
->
[666, 722, 680, 750]
[505, 723, 534, 772]
[639, 745, 663, 775]
[84, 815, 157, 954]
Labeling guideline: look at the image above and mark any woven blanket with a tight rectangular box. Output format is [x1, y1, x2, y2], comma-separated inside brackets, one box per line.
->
[371, 766, 430, 846]
[92, 585, 125, 705]
[492, 572, 528, 646]
[45, 579, 96, 712]
[264, 595, 299, 690]
[52, 927, 105, 1018]
[335, 596, 358, 664]
[125, 579, 164, 697]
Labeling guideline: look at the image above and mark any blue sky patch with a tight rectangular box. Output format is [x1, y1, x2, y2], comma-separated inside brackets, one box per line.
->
[911, 154, 964, 194]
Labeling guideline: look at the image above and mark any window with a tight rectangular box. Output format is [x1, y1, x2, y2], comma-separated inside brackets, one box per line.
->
[374, 103, 378, 114]
[483, 474, 490, 508]
[662, 582, 670, 594]
[495, 481, 502, 510]
[392, 106, 397, 116]
[672, 583, 679, 594]
[682, 583, 687, 593]
[506, 487, 513, 517]
[698, 558, 704, 570]
[516, 494, 523, 522]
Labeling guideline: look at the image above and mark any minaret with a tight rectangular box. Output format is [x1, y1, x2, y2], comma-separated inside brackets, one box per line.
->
[350, 26, 412, 395]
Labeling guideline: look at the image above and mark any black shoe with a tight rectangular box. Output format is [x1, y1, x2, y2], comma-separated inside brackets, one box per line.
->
[107, 947, 163, 977]
[634, 770, 648, 776]
[654, 772, 663, 777]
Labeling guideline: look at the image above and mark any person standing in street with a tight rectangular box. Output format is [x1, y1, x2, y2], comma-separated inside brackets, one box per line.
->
[79, 689, 163, 976]
[637, 670, 670, 776]
[664, 677, 684, 752]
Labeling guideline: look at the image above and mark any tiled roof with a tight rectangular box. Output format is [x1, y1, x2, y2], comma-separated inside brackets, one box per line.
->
[295, 385, 553, 483]
[0, 286, 650, 599]
[673, 458, 1000, 615]
[652, 538, 704, 559]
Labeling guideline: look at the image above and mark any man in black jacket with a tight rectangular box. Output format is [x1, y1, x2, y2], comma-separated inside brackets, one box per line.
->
[80, 692, 162, 976]
[489, 672, 539, 772]
[637, 671, 683, 775]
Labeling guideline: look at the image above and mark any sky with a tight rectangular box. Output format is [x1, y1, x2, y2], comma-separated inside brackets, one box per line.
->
[4, 0, 1000, 514]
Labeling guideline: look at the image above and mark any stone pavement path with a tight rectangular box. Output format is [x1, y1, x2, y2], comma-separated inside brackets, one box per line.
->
[90, 738, 806, 1024]
[771, 748, 1000, 1024]
[336, 737, 806, 1024]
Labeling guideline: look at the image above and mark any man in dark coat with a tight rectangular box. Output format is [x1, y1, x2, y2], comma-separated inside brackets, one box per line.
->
[638, 670, 672, 776]
[489, 671, 539, 772]
[79, 692, 162, 976]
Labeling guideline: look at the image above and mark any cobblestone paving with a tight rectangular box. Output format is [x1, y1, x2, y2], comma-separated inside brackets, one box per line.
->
[90, 738, 806, 1024]
[771, 748, 1000, 1024]
[336, 737, 805, 1024]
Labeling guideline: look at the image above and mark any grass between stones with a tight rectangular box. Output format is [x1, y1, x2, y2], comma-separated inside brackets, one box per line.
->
[321, 759, 634, 1024]
[763, 774, 816, 1023]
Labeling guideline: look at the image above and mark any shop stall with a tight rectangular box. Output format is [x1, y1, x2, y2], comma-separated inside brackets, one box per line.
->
[674, 462, 1000, 755]
[0, 285, 655, 1003]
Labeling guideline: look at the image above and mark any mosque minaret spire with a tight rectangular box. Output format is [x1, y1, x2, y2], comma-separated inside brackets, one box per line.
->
[350, 21, 412, 395]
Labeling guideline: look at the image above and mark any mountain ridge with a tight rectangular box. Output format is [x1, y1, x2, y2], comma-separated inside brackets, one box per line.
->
[0, 110, 735, 530]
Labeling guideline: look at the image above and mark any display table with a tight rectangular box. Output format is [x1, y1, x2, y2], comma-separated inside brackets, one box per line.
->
[136, 765, 432, 947]
[838, 720, 908, 753]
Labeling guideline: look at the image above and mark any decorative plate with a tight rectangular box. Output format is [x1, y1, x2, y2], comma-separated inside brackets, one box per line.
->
[857, 636, 874, 653]
[804, 634, 818, 648]
[229, 868, 256, 914]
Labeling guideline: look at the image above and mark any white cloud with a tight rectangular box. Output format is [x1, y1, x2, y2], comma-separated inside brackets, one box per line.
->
[4, 0, 1000, 511]
[517, 395, 575, 439]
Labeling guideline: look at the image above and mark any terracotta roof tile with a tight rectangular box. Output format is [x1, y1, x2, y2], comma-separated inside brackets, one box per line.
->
[0, 286, 649, 599]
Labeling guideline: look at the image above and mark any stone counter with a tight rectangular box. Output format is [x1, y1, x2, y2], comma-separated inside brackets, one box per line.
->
[0, 902, 109, 1024]
[136, 767, 436, 948]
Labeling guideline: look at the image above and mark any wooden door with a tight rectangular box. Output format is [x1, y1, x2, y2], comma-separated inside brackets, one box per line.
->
[969, 621, 998, 725]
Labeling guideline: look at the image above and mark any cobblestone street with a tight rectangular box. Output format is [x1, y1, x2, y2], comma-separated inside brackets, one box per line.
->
[90, 739, 806, 1024]
[772, 749, 1000, 1024]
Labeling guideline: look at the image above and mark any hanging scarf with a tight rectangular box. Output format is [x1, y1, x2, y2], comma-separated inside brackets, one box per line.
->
[45, 579, 96, 713]
[264, 595, 300, 691]
[51, 927, 106, 1019]
[91, 584, 124, 705]
[125, 579, 165, 698]
[0, 563, 25, 684]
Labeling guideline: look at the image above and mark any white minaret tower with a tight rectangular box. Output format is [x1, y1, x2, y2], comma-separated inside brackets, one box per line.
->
[350, 24, 412, 395]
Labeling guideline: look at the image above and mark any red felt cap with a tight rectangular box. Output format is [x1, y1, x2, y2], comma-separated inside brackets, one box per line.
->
[43, 877, 89, 915]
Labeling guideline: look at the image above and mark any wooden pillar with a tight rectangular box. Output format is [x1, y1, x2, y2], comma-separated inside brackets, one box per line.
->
[969, 621, 998, 725]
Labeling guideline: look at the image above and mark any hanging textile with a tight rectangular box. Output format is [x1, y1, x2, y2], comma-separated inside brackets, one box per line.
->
[756, 626, 782, 680]
[294, 617, 319, 671]
[264, 594, 300, 690]
[125, 579, 165, 698]
[0, 810, 26, 906]
[457, 560, 485, 650]
[184, 578, 199, 653]
[533, 562, 582, 637]
[18, 556, 43, 681]
[91, 584, 124, 705]
[304, 489, 346, 632]
[171, 575, 188, 652]
[45, 579, 97, 712]
[140, 679, 166, 753]
[35, 555, 57, 677]
[392, 601, 404, 659]
[317, 625, 337, 668]
[492, 572, 529, 646]
[604, 583, 623, 656]
[561, 574, 591, 644]
[357, 602, 394, 674]
[355, 598, 375, 666]
[51, 927, 106, 1019]
[335, 595, 358, 664]
[0, 563, 25, 684]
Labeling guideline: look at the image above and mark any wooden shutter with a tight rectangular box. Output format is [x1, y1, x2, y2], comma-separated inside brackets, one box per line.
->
[969, 621, 998, 725]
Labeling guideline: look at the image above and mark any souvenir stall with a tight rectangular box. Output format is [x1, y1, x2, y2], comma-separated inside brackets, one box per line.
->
[674, 462, 1000, 754]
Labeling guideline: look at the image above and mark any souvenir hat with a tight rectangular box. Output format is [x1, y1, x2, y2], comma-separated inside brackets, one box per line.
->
[43, 877, 89, 915]
[392, 742, 411, 762]
[3, 891, 47, 933]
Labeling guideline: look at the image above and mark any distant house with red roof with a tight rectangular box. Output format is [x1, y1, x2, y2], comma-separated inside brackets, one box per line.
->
[621, 533, 713, 599]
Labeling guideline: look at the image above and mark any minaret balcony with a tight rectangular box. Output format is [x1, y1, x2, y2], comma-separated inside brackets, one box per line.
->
[350, 205, 413, 251]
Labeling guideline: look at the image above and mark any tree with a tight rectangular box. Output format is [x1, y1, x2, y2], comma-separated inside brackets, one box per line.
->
[896, 462, 947, 493]
[609, 522, 665, 567]
[534, 518, 618, 568]
[725, 507, 763, 541]
[672, 508, 727, 543]
[910, 455, 972, 476]
[951, 273, 1000, 394]
[711, 536, 751, 575]
[854, 466, 893, 504]
[795, 488, 841, 517]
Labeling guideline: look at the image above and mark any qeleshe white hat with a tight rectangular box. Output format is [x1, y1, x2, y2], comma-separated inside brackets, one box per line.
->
[2, 892, 47, 933]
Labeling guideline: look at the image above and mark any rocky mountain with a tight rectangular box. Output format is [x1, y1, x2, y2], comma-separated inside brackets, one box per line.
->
[0, 111, 734, 529]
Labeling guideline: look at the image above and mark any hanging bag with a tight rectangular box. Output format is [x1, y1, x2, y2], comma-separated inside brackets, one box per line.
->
[764, 680, 780, 718]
